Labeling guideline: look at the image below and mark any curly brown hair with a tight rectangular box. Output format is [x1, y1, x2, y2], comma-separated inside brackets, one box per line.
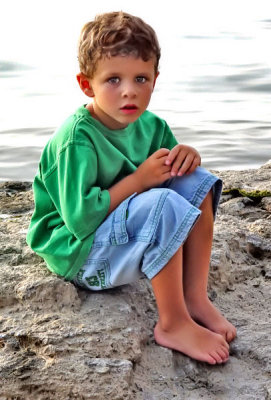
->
[78, 11, 161, 78]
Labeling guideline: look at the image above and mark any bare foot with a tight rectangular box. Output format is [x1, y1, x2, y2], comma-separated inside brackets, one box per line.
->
[186, 296, 237, 343]
[154, 317, 229, 365]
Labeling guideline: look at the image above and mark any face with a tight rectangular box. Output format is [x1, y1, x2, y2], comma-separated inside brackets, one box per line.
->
[78, 55, 158, 130]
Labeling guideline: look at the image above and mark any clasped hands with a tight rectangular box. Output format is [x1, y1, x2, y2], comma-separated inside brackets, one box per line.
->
[164, 144, 201, 177]
[134, 144, 201, 191]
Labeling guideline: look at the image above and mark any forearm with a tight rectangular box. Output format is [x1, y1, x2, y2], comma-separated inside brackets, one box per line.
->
[107, 172, 143, 216]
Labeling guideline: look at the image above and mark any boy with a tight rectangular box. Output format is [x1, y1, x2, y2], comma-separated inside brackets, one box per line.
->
[27, 11, 236, 365]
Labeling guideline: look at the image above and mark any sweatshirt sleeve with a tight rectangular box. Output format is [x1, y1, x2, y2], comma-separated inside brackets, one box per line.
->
[49, 142, 110, 241]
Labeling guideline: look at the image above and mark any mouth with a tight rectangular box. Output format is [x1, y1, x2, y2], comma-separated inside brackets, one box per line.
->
[120, 104, 138, 114]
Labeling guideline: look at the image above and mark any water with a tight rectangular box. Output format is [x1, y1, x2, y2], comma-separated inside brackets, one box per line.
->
[1, 1, 271, 181]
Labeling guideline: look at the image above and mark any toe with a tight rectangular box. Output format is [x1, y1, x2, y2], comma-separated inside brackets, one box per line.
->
[205, 354, 217, 365]
[226, 327, 237, 343]
[221, 337, 230, 350]
[216, 333, 229, 350]
[217, 346, 229, 362]
[226, 331, 232, 343]
[209, 351, 223, 364]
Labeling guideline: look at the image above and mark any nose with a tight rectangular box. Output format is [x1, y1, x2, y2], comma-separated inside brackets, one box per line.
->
[121, 81, 137, 98]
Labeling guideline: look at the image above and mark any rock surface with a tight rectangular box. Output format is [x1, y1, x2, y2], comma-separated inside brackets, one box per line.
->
[0, 164, 270, 400]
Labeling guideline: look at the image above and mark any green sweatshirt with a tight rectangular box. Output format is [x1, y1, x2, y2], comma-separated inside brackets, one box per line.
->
[26, 105, 178, 280]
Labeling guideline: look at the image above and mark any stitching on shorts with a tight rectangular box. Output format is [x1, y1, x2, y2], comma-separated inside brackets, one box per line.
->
[128, 189, 170, 241]
[143, 206, 200, 279]
[190, 175, 218, 208]
[110, 193, 137, 245]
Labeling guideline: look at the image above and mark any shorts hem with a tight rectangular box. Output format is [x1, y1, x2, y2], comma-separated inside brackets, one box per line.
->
[190, 174, 222, 218]
[143, 206, 201, 280]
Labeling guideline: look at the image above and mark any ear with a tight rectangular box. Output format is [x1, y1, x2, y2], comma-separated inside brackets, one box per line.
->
[152, 72, 159, 90]
[76, 73, 94, 97]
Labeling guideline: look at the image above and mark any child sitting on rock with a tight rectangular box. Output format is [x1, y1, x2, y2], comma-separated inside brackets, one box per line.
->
[27, 11, 236, 364]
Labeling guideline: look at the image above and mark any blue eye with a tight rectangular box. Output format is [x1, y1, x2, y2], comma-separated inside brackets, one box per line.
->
[108, 77, 120, 84]
[136, 76, 147, 83]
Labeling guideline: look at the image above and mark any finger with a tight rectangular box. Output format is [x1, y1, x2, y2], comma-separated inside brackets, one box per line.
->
[171, 152, 194, 176]
[161, 170, 172, 181]
[185, 157, 201, 174]
[159, 155, 172, 163]
[171, 155, 185, 176]
[180, 156, 193, 176]
[153, 158, 171, 174]
[154, 148, 170, 159]
[164, 145, 180, 165]
[157, 163, 172, 176]
[155, 156, 172, 170]
[162, 166, 172, 174]
[170, 150, 187, 176]
[177, 154, 194, 176]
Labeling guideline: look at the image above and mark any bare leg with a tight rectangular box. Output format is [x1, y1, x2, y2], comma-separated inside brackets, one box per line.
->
[183, 190, 237, 343]
[152, 246, 229, 365]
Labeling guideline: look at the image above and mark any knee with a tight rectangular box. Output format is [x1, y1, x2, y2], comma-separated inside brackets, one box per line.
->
[129, 188, 193, 226]
[150, 188, 195, 229]
[150, 189, 200, 244]
[127, 189, 183, 238]
[159, 189, 189, 220]
[135, 188, 174, 221]
[149, 189, 186, 219]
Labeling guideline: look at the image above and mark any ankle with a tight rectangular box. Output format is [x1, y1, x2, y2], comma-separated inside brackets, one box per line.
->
[184, 291, 209, 306]
[157, 314, 191, 332]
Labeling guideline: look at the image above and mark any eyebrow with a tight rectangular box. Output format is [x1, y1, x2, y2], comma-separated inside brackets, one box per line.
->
[104, 71, 152, 77]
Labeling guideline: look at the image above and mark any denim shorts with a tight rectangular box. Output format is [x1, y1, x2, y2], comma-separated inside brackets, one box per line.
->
[72, 167, 222, 291]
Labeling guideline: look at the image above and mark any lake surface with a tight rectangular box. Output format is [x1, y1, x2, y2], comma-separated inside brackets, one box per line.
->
[1, 2, 271, 181]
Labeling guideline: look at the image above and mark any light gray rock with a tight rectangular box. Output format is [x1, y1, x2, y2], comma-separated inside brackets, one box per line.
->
[0, 164, 270, 399]
[261, 197, 271, 212]
[213, 162, 271, 197]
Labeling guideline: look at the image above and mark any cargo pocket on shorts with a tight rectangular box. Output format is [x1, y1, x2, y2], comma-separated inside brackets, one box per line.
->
[110, 192, 137, 245]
